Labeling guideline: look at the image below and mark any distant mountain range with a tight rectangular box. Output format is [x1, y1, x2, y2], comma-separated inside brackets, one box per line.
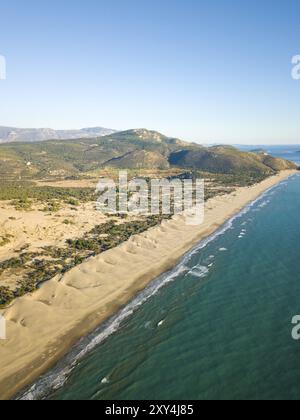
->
[0, 128, 297, 180]
[0, 126, 116, 144]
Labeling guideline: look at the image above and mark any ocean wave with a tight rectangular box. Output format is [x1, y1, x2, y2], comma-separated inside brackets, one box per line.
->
[258, 200, 270, 208]
[189, 265, 210, 278]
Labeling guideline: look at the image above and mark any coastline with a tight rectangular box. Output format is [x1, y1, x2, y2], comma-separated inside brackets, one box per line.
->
[0, 170, 297, 400]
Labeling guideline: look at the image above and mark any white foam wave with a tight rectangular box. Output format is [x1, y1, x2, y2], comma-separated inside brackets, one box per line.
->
[189, 265, 209, 278]
[258, 200, 270, 208]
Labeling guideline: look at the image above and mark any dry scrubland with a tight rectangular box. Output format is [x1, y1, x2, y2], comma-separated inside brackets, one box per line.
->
[0, 171, 239, 306]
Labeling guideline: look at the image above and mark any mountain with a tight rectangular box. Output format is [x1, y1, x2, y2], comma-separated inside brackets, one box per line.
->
[169, 145, 297, 174]
[0, 126, 116, 144]
[0, 128, 297, 180]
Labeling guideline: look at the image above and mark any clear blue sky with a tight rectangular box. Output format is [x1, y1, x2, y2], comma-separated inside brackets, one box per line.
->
[0, 0, 300, 144]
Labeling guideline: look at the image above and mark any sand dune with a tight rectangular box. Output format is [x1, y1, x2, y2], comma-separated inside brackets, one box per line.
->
[0, 170, 296, 399]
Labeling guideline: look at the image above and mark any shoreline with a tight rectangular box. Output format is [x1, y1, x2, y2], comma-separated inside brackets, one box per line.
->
[0, 170, 297, 400]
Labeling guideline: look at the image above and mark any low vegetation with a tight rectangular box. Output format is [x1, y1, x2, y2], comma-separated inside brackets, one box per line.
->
[0, 180, 96, 212]
[0, 217, 167, 306]
[0, 236, 12, 247]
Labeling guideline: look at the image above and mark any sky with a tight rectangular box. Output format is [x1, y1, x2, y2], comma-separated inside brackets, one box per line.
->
[0, 0, 300, 144]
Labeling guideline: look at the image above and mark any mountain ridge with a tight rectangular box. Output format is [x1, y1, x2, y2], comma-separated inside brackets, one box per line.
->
[0, 126, 116, 144]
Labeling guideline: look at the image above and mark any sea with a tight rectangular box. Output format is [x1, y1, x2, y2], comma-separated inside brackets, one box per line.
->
[20, 146, 300, 400]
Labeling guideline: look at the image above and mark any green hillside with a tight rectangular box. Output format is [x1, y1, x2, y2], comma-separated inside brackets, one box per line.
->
[169, 146, 297, 174]
[104, 150, 170, 170]
[0, 129, 297, 180]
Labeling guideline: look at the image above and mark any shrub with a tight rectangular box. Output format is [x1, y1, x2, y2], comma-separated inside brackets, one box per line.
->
[65, 198, 80, 206]
[0, 237, 11, 247]
[0, 286, 14, 306]
[42, 201, 61, 213]
[12, 198, 32, 211]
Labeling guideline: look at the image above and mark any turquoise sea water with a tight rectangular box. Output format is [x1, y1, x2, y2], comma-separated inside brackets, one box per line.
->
[22, 148, 300, 400]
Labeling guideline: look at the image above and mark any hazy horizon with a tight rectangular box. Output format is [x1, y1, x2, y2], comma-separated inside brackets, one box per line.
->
[0, 124, 299, 146]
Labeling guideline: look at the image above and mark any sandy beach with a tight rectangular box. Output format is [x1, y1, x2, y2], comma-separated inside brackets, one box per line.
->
[0, 169, 296, 400]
